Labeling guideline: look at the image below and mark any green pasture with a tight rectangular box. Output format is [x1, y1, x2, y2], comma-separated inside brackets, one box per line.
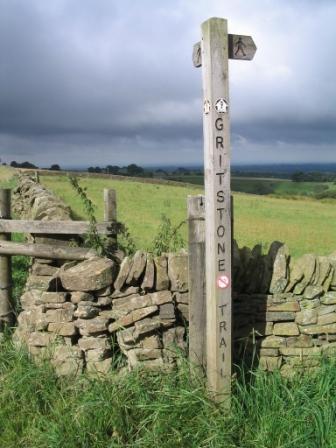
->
[40, 174, 336, 257]
[160, 172, 336, 199]
[0, 166, 16, 188]
[1, 167, 335, 257]
[232, 177, 336, 198]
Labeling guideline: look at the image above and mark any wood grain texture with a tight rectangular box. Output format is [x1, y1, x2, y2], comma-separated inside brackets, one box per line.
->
[104, 188, 117, 249]
[103, 189, 117, 222]
[188, 195, 206, 373]
[0, 240, 97, 260]
[192, 42, 202, 67]
[0, 219, 114, 235]
[0, 189, 13, 323]
[228, 34, 257, 61]
[201, 17, 232, 399]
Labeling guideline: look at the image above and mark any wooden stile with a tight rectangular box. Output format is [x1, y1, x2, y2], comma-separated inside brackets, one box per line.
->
[188, 195, 206, 373]
[104, 189, 117, 250]
[0, 186, 117, 336]
[103, 189, 117, 222]
[0, 189, 13, 325]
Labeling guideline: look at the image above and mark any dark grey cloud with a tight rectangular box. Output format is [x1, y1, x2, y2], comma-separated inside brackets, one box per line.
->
[0, 0, 335, 166]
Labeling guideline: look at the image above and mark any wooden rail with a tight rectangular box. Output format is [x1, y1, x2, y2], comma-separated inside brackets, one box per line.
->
[188, 195, 206, 374]
[0, 219, 114, 235]
[0, 190, 13, 325]
[0, 240, 97, 260]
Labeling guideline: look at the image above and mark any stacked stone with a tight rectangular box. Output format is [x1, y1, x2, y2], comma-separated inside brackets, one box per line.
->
[14, 257, 115, 375]
[12, 174, 71, 221]
[233, 241, 336, 295]
[110, 251, 188, 370]
[233, 247, 336, 376]
[14, 251, 188, 375]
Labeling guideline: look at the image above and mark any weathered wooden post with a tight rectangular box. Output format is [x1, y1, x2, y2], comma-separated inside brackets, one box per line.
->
[188, 195, 206, 373]
[192, 17, 256, 400]
[103, 188, 117, 250]
[0, 189, 13, 327]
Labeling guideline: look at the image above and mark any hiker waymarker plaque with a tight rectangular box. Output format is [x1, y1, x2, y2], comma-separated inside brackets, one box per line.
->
[193, 17, 256, 400]
[215, 98, 229, 114]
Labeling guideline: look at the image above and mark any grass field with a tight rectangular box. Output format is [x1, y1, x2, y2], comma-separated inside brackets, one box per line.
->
[168, 173, 336, 199]
[38, 174, 336, 258]
[0, 166, 17, 188]
[0, 168, 335, 257]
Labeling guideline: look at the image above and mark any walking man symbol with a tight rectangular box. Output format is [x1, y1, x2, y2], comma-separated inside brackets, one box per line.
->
[234, 37, 246, 57]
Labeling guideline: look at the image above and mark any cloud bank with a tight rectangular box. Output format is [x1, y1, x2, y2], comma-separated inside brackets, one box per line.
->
[1, 0, 335, 166]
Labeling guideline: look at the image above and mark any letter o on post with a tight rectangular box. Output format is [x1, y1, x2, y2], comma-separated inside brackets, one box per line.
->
[217, 225, 225, 238]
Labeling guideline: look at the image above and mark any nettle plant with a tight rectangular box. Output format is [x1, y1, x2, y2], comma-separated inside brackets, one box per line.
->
[151, 214, 186, 256]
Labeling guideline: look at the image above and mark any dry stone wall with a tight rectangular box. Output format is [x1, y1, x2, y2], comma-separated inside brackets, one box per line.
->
[12, 175, 188, 375]
[13, 174, 72, 222]
[233, 245, 336, 376]
[14, 251, 188, 376]
[11, 174, 336, 377]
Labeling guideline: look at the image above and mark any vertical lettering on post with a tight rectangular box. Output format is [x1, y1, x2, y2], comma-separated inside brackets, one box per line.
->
[193, 16, 256, 402]
[201, 17, 232, 399]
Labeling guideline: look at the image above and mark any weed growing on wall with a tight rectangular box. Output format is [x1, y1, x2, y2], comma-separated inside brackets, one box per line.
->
[12, 234, 29, 316]
[151, 214, 186, 255]
[69, 176, 136, 256]
[69, 176, 107, 255]
[116, 223, 137, 256]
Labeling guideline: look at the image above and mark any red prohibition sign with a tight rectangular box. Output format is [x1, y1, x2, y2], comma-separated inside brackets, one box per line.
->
[217, 274, 230, 289]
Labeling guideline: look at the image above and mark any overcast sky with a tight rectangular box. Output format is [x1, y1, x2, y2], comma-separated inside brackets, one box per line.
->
[1, 0, 335, 167]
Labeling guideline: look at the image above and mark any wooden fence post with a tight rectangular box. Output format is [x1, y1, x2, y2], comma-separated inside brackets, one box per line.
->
[188, 194, 206, 373]
[103, 189, 117, 250]
[0, 189, 13, 327]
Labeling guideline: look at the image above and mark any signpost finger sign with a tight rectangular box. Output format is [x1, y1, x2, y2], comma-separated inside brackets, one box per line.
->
[192, 17, 256, 402]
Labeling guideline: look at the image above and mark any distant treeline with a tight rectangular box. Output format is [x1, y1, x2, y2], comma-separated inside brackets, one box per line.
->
[7, 161, 60, 170]
[231, 170, 290, 179]
[88, 164, 148, 176]
[291, 171, 336, 182]
[5, 160, 336, 189]
[87, 164, 203, 179]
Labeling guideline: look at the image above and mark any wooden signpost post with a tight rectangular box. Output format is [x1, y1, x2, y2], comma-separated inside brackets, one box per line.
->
[192, 17, 256, 400]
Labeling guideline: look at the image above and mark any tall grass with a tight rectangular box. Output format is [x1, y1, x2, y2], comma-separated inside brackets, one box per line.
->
[1, 336, 336, 448]
[12, 234, 30, 314]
